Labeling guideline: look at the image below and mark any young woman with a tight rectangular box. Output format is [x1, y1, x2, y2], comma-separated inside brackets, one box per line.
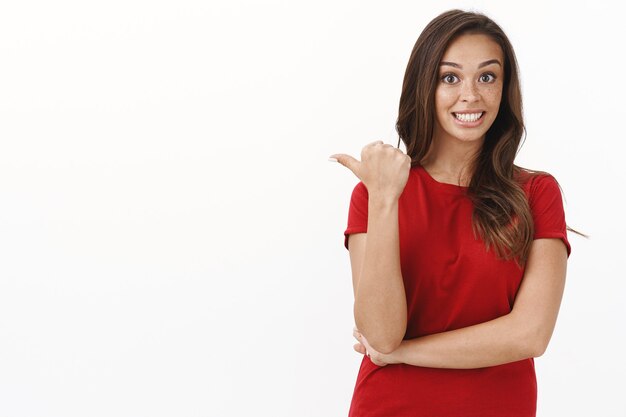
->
[329, 9, 580, 417]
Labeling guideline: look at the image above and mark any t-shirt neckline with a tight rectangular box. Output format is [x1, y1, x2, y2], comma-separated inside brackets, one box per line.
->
[415, 164, 469, 195]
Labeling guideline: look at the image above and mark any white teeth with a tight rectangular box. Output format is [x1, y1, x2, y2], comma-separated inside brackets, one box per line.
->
[454, 112, 483, 122]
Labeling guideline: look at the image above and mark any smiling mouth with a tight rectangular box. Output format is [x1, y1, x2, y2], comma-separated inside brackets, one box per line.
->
[453, 112, 484, 122]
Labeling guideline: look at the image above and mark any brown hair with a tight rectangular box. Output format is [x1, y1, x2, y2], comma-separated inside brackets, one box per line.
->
[396, 9, 586, 267]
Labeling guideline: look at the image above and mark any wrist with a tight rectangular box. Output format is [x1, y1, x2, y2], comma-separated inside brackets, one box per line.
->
[368, 193, 400, 208]
[385, 342, 405, 365]
[389, 340, 407, 363]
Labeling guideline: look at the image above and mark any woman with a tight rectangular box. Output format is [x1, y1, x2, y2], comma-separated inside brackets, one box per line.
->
[329, 9, 580, 417]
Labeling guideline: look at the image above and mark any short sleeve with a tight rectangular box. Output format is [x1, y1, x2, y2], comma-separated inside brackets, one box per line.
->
[529, 174, 572, 258]
[343, 181, 369, 250]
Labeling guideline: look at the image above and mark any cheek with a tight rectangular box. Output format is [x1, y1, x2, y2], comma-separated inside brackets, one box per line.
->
[435, 89, 457, 111]
[482, 84, 503, 107]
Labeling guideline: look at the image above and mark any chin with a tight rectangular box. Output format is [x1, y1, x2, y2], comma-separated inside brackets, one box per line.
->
[458, 132, 487, 141]
[446, 129, 488, 143]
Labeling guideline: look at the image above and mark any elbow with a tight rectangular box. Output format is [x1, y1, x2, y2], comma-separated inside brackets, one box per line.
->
[528, 337, 550, 358]
[355, 328, 405, 355]
[510, 311, 555, 359]
[369, 336, 403, 355]
[354, 318, 406, 355]
[520, 326, 552, 358]
[354, 307, 407, 355]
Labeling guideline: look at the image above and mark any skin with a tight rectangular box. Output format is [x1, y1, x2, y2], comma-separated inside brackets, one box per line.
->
[422, 33, 505, 185]
[330, 140, 411, 353]
[330, 32, 568, 369]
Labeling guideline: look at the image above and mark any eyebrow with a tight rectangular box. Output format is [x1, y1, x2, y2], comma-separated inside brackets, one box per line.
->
[439, 59, 502, 69]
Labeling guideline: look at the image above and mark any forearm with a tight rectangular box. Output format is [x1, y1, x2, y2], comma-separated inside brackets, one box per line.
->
[354, 195, 407, 354]
[390, 312, 539, 369]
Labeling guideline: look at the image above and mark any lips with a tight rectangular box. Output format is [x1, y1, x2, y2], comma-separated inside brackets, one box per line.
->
[450, 110, 486, 127]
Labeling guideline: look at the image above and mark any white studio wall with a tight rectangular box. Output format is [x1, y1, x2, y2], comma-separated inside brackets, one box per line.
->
[0, 1, 622, 416]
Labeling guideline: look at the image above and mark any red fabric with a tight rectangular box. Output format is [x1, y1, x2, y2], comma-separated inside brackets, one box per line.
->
[343, 165, 571, 417]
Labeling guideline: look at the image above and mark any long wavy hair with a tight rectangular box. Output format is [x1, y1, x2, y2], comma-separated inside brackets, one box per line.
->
[396, 9, 585, 267]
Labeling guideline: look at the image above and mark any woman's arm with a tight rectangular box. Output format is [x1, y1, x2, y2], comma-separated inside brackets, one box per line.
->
[356, 237, 567, 368]
[348, 194, 407, 354]
[332, 142, 410, 355]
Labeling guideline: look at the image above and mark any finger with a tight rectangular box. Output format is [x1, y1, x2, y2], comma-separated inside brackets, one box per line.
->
[393, 146, 407, 154]
[372, 359, 387, 367]
[353, 343, 366, 354]
[366, 140, 384, 147]
[353, 329, 366, 344]
[359, 335, 374, 353]
[329, 153, 361, 177]
[357, 332, 368, 346]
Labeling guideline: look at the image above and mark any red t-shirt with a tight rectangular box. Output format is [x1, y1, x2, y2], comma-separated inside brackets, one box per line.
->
[343, 164, 571, 417]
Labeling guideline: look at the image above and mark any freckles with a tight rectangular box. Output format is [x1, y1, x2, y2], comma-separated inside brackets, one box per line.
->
[482, 84, 503, 101]
[483, 89, 499, 98]
[436, 88, 457, 102]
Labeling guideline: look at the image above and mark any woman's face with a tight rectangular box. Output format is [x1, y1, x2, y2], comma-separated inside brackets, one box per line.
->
[433, 33, 504, 145]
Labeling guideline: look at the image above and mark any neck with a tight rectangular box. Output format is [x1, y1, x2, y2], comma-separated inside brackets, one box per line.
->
[420, 134, 484, 186]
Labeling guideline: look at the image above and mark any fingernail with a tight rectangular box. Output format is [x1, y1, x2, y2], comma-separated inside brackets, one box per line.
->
[328, 157, 338, 162]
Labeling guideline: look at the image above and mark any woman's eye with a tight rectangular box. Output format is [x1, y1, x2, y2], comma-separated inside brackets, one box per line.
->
[442, 74, 459, 84]
[479, 73, 496, 82]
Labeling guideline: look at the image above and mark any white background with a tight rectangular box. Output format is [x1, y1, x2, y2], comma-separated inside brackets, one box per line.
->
[0, 0, 623, 416]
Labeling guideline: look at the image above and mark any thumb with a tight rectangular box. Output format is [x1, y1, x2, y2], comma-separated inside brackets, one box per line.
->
[329, 153, 361, 178]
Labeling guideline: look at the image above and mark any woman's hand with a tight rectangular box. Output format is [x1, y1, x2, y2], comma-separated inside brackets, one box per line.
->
[330, 141, 411, 200]
[352, 327, 401, 367]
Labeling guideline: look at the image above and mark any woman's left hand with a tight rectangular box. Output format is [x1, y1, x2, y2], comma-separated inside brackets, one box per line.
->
[352, 327, 399, 367]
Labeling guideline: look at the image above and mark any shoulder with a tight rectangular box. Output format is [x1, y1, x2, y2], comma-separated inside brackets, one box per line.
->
[350, 180, 369, 200]
[515, 167, 563, 202]
[347, 181, 369, 216]
[516, 168, 571, 257]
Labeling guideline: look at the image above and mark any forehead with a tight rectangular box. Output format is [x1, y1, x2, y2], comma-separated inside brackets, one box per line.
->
[441, 33, 504, 66]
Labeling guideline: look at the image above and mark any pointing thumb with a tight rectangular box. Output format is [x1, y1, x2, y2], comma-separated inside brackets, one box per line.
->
[328, 153, 361, 178]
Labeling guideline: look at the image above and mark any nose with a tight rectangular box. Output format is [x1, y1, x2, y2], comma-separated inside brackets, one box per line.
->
[460, 80, 480, 103]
